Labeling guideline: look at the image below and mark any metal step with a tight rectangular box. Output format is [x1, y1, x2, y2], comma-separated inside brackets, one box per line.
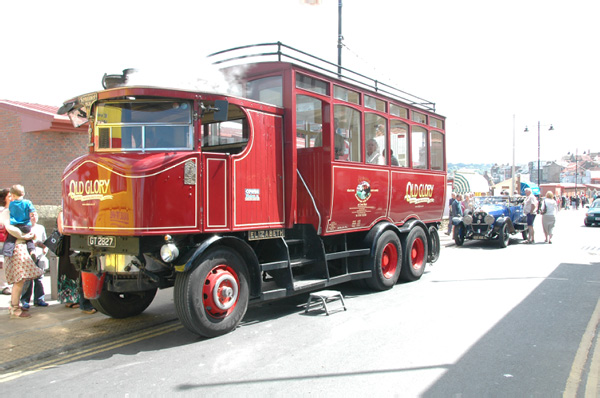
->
[260, 257, 316, 272]
[325, 248, 370, 261]
[290, 258, 315, 268]
[260, 260, 288, 272]
[293, 278, 327, 292]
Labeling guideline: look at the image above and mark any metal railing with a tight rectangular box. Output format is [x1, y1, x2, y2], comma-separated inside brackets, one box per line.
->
[208, 42, 436, 113]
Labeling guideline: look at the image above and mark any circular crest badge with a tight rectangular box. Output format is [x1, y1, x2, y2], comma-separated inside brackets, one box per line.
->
[355, 181, 371, 202]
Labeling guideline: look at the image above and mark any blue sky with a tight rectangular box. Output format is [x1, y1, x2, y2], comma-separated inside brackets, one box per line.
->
[2, 0, 598, 164]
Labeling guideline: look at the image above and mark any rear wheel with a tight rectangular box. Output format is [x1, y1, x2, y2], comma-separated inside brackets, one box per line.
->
[400, 227, 428, 282]
[174, 248, 249, 337]
[91, 288, 157, 319]
[365, 231, 401, 291]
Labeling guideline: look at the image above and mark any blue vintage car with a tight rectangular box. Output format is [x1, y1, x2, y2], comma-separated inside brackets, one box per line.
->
[452, 196, 529, 248]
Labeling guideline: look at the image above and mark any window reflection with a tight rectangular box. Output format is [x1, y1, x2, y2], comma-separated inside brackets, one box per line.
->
[334, 105, 361, 162]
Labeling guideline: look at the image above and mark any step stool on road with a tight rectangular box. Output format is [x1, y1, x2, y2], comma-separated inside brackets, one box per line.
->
[305, 290, 346, 315]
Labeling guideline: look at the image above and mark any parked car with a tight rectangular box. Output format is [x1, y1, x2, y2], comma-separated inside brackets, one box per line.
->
[452, 196, 528, 248]
[584, 200, 600, 227]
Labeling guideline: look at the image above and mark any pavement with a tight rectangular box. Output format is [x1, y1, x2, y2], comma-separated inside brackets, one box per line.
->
[0, 225, 456, 374]
[0, 272, 179, 376]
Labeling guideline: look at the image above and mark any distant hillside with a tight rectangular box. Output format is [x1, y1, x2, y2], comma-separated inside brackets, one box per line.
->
[447, 163, 493, 174]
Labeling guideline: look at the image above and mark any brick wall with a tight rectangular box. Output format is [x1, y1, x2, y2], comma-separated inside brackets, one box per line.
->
[0, 107, 88, 206]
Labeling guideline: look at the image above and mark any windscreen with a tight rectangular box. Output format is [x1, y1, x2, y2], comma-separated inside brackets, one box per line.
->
[94, 101, 193, 151]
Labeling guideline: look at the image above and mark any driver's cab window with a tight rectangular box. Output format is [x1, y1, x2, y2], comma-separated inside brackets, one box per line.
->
[201, 103, 249, 154]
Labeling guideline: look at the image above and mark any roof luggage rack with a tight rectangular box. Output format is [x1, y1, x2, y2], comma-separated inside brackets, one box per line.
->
[208, 42, 436, 113]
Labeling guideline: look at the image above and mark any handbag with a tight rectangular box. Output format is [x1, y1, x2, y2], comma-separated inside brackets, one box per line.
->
[44, 229, 65, 256]
[541, 199, 547, 215]
[0, 225, 7, 243]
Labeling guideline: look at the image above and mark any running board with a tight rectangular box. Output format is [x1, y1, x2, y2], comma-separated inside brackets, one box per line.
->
[325, 248, 370, 261]
[260, 258, 316, 272]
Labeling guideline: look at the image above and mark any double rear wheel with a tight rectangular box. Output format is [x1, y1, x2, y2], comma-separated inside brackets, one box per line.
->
[400, 227, 428, 282]
[365, 231, 402, 291]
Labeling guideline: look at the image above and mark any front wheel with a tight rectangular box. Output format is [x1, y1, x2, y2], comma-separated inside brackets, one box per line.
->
[498, 224, 510, 248]
[174, 248, 249, 338]
[453, 224, 465, 247]
[91, 288, 157, 319]
[365, 230, 402, 291]
[400, 227, 428, 282]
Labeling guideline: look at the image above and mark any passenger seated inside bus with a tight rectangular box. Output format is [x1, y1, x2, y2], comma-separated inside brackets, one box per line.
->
[334, 123, 349, 160]
[366, 138, 384, 165]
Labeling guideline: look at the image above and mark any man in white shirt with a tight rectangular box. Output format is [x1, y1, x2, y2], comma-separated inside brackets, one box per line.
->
[523, 188, 538, 244]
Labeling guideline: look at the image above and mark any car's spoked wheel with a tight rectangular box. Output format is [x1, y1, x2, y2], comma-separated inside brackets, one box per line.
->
[498, 224, 510, 248]
[453, 225, 465, 246]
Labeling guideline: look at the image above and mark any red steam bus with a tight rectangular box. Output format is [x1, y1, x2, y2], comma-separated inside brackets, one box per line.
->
[59, 42, 447, 337]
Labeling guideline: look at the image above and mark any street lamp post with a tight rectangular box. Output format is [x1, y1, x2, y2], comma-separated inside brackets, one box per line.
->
[524, 121, 554, 189]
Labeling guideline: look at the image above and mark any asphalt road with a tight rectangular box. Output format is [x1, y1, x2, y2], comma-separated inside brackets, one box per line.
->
[1, 208, 598, 397]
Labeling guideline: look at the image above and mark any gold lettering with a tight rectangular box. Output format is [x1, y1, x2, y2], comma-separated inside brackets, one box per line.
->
[404, 181, 435, 205]
[67, 178, 113, 202]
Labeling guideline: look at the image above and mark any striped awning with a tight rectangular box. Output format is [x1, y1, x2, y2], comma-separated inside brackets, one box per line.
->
[453, 172, 490, 195]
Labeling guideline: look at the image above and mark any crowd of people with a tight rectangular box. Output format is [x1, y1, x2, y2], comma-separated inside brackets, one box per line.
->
[0, 185, 96, 320]
[446, 189, 598, 245]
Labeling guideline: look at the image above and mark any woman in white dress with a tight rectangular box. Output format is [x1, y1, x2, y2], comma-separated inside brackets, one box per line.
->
[541, 191, 558, 244]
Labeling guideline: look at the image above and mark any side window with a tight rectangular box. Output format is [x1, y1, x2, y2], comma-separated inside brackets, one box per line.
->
[411, 126, 428, 169]
[247, 76, 283, 107]
[296, 95, 323, 148]
[334, 105, 361, 162]
[365, 113, 387, 165]
[201, 103, 249, 154]
[430, 131, 444, 171]
[390, 120, 409, 167]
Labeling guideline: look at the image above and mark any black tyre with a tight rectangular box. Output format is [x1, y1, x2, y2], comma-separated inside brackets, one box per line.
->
[521, 230, 529, 240]
[174, 248, 249, 338]
[365, 230, 402, 291]
[453, 224, 465, 246]
[91, 288, 157, 319]
[400, 227, 428, 282]
[498, 223, 510, 248]
[427, 226, 440, 264]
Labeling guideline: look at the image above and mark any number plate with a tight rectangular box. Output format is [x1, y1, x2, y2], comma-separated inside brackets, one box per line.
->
[473, 235, 485, 240]
[88, 236, 116, 248]
[595, 217, 600, 221]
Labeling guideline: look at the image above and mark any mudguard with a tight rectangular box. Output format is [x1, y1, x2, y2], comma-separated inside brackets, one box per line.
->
[175, 235, 261, 297]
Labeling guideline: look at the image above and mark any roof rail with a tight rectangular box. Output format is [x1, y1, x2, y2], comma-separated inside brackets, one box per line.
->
[208, 42, 436, 113]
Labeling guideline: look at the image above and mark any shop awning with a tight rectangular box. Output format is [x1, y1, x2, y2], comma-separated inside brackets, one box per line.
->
[453, 172, 490, 195]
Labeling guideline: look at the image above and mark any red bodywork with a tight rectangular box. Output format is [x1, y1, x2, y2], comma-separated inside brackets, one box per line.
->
[62, 63, 445, 239]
